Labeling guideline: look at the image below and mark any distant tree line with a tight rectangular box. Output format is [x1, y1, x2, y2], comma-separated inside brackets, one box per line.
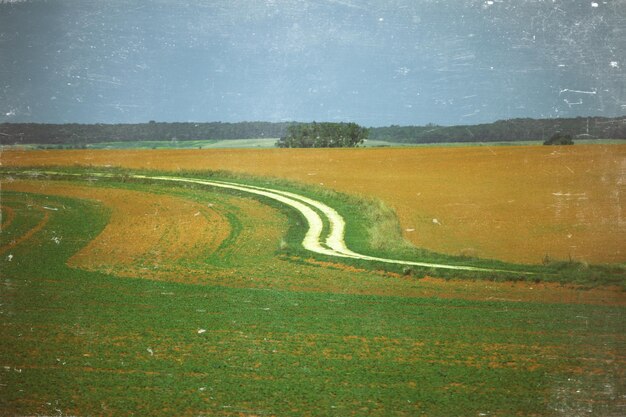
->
[368, 116, 626, 144]
[0, 121, 294, 146]
[1, 116, 624, 147]
[275, 122, 369, 148]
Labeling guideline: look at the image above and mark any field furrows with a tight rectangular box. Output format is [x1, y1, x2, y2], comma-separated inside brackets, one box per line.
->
[1, 174, 624, 416]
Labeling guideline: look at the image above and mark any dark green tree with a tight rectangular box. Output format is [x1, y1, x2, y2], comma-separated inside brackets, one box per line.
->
[543, 132, 574, 145]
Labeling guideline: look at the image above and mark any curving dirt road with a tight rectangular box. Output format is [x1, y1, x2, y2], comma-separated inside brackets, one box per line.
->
[13, 171, 525, 273]
[131, 174, 522, 273]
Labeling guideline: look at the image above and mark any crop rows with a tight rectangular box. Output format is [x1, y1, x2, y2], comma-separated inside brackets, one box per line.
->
[0, 167, 624, 416]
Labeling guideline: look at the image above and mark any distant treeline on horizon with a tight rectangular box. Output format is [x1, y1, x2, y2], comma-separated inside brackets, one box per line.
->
[1, 116, 625, 146]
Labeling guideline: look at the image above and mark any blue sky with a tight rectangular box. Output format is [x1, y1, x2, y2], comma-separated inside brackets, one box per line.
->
[0, 0, 624, 126]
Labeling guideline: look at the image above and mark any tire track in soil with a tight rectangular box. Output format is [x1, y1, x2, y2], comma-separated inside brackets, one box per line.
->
[0, 205, 50, 255]
[1, 205, 16, 230]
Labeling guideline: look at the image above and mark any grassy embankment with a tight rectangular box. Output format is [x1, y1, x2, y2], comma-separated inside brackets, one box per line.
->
[1, 185, 625, 416]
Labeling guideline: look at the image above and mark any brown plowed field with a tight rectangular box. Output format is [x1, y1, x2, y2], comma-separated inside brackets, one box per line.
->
[4, 144, 625, 264]
[3, 180, 230, 278]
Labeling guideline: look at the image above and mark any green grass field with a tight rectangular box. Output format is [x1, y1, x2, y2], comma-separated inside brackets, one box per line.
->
[1, 171, 625, 416]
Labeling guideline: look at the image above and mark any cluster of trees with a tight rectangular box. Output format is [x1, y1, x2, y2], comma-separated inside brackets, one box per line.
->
[544, 133, 574, 145]
[275, 122, 369, 148]
[0, 121, 293, 145]
[368, 117, 626, 144]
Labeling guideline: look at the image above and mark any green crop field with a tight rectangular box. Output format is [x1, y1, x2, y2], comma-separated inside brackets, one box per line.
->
[1, 169, 625, 416]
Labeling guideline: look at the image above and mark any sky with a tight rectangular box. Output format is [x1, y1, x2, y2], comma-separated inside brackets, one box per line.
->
[0, 0, 625, 126]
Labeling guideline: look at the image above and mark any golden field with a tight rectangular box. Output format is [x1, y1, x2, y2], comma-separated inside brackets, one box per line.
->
[3, 144, 625, 265]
